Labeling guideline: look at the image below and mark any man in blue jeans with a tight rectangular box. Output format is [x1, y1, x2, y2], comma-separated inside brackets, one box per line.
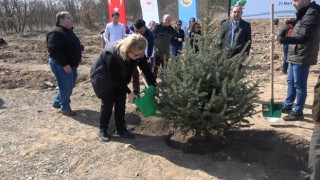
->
[46, 11, 83, 116]
[270, 0, 320, 121]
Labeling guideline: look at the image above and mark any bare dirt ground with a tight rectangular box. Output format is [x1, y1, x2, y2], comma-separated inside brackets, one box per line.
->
[0, 20, 319, 179]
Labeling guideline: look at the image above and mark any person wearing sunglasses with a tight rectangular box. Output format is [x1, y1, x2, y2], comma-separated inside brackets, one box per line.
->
[90, 34, 156, 142]
[170, 20, 185, 56]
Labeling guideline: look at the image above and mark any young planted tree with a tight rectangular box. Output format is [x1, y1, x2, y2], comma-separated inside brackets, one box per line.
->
[157, 0, 260, 139]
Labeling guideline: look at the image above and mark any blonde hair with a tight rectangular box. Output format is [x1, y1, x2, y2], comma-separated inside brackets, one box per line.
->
[116, 34, 148, 60]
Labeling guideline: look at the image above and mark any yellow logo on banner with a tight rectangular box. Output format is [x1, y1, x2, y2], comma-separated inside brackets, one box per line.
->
[180, 0, 192, 7]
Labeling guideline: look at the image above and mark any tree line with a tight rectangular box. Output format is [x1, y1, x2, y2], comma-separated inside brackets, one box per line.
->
[0, 0, 226, 33]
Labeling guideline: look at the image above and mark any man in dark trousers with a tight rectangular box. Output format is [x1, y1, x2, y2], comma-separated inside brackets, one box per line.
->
[153, 14, 175, 78]
[129, 19, 155, 95]
[309, 75, 320, 180]
[218, 5, 252, 59]
[270, 0, 320, 121]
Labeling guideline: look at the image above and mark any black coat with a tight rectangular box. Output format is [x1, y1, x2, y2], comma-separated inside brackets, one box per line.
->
[90, 46, 156, 99]
[280, 1, 320, 65]
[46, 25, 83, 67]
[153, 22, 175, 59]
[218, 18, 252, 57]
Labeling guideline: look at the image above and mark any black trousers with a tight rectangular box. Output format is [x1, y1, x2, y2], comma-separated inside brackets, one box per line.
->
[99, 87, 127, 132]
[132, 68, 140, 95]
[309, 124, 320, 180]
[154, 56, 167, 79]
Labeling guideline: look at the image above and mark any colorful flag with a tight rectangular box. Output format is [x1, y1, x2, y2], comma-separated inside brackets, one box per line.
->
[140, 0, 160, 24]
[178, 0, 197, 30]
[107, 0, 127, 27]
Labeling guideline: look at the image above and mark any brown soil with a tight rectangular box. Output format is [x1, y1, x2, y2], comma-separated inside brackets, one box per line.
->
[0, 20, 318, 179]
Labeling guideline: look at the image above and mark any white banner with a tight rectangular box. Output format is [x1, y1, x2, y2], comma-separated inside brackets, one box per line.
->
[231, 0, 320, 19]
[140, 0, 160, 24]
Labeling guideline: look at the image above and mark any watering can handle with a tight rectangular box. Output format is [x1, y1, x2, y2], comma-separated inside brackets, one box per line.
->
[137, 67, 149, 88]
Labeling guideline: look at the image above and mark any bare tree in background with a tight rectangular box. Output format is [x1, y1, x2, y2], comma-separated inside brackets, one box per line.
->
[0, 0, 229, 33]
[79, 0, 97, 28]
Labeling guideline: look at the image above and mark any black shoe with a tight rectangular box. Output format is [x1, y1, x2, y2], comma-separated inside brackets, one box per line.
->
[282, 106, 292, 114]
[98, 131, 111, 142]
[53, 104, 60, 109]
[283, 111, 304, 121]
[62, 110, 77, 116]
[117, 129, 135, 139]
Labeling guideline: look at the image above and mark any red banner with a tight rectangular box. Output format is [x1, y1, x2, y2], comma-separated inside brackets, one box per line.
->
[107, 0, 127, 27]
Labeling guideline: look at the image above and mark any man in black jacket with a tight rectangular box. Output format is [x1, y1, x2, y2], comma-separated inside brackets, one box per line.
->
[271, 1, 320, 179]
[46, 11, 83, 116]
[153, 14, 175, 78]
[129, 19, 155, 95]
[270, 0, 320, 121]
[218, 5, 252, 59]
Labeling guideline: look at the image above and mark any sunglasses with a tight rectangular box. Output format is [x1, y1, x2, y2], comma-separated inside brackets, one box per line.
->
[176, 24, 181, 25]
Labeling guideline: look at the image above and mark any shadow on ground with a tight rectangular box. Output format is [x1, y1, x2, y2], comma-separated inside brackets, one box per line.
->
[67, 108, 310, 179]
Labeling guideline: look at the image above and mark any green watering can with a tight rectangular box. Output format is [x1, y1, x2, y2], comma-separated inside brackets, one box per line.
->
[134, 86, 157, 117]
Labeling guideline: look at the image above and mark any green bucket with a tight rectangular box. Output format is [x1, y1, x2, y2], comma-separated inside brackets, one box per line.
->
[134, 86, 157, 117]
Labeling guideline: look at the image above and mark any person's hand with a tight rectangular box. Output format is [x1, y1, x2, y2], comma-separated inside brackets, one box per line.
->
[270, 34, 280, 41]
[147, 58, 151, 63]
[63, 65, 72, 73]
[128, 92, 138, 103]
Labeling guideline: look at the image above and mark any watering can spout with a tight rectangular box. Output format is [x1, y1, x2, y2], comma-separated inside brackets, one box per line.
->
[134, 86, 157, 117]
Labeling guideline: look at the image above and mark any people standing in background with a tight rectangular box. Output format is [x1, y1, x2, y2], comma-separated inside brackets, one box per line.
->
[218, 5, 252, 59]
[188, 22, 201, 53]
[46, 11, 84, 116]
[129, 19, 155, 95]
[148, 20, 156, 31]
[153, 14, 175, 78]
[104, 12, 125, 46]
[186, 17, 196, 34]
[90, 34, 156, 142]
[270, 0, 320, 121]
[278, 18, 295, 74]
[171, 20, 185, 56]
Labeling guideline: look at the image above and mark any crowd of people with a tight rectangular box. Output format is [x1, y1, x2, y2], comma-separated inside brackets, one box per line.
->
[46, 0, 320, 178]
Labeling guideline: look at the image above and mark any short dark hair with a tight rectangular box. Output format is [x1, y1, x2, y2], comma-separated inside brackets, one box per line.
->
[189, 17, 196, 22]
[112, 11, 120, 17]
[56, 11, 70, 26]
[176, 20, 182, 25]
[134, 19, 146, 29]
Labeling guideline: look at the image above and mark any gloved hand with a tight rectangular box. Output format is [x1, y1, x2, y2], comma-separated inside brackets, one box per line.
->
[147, 58, 151, 63]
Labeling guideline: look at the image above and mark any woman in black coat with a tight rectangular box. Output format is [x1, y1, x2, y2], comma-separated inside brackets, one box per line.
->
[90, 34, 156, 142]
